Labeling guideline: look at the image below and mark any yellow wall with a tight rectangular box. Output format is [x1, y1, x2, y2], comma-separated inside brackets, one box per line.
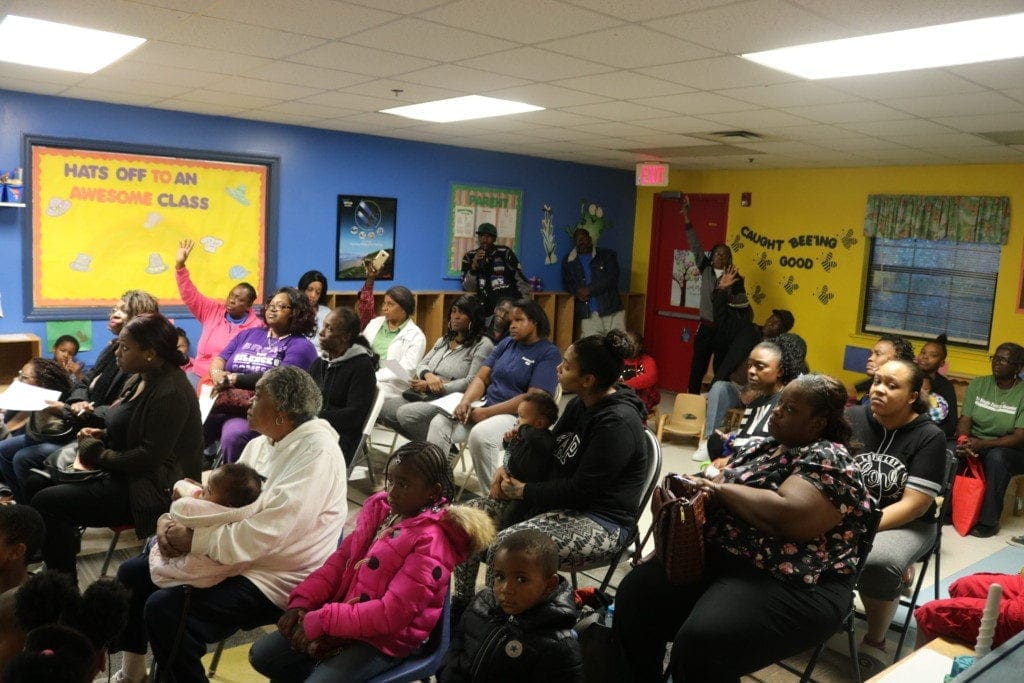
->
[631, 164, 1024, 384]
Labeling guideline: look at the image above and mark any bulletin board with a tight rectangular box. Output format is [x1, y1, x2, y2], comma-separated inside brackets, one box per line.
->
[23, 136, 278, 320]
[445, 183, 523, 277]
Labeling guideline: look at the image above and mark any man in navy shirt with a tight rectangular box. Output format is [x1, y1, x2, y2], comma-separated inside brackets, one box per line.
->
[562, 227, 623, 338]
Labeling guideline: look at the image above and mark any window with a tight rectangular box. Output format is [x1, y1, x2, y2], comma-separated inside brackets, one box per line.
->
[862, 238, 1000, 347]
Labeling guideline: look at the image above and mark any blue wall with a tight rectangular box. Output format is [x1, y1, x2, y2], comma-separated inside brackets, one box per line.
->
[0, 89, 635, 363]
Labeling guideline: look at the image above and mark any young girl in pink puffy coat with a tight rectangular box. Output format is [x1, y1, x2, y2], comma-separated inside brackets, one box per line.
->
[249, 441, 495, 682]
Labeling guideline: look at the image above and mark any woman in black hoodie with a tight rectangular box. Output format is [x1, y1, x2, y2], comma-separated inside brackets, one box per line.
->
[453, 330, 649, 608]
[846, 358, 946, 657]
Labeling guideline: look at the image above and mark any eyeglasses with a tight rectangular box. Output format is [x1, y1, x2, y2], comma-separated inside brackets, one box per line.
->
[990, 355, 1018, 365]
[265, 304, 292, 312]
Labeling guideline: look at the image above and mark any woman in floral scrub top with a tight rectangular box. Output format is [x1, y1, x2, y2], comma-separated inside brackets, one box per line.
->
[615, 374, 874, 682]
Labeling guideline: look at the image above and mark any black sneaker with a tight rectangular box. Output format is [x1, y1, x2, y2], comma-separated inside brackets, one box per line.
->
[970, 523, 999, 538]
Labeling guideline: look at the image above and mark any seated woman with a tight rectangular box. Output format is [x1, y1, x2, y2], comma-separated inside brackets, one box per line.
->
[388, 294, 494, 438]
[915, 334, 958, 439]
[205, 286, 317, 464]
[249, 442, 494, 681]
[175, 239, 262, 384]
[418, 299, 560, 495]
[454, 330, 648, 608]
[60, 290, 159, 426]
[0, 359, 74, 504]
[114, 366, 348, 683]
[615, 374, 873, 682]
[846, 359, 946, 656]
[956, 342, 1024, 537]
[708, 333, 807, 467]
[31, 313, 203, 581]
[357, 267, 427, 400]
[298, 269, 330, 355]
[309, 306, 378, 462]
[620, 331, 660, 417]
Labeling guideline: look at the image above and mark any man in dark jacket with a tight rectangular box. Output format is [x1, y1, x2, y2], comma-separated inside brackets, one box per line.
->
[562, 227, 623, 338]
[441, 529, 582, 683]
[461, 223, 531, 311]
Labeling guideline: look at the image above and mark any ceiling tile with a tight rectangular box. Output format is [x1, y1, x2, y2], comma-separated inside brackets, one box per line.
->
[244, 62, 372, 90]
[73, 74, 192, 98]
[507, 109, 608, 127]
[815, 137, 910, 152]
[483, 83, 609, 108]
[883, 92, 1024, 118]
[571, 121, 669, 137]
[562, 0, 738, 22]
[344, 18, 517, 61]
[0, 77, 67, 96]
[560, 100, 676, 121]
[650, 0, 853, 53]
[633, 92, 759, 115]
[130, 41, 273, 75]
[345, 0, 452, 14]
[637, 56, 796, 91]
[399, 65, 531, 92]
[759, 124, 863, 141]
[699, 109, 817, 128]
[161, 16, 325, 58]
[419, 0, 622, 43]
[788, 0, 1024, 32]
[9, 0, 191, 40]
[783, 101, 909, 124]
[880, 132, 998, 148]
[720, 82, 858, 108]
[458, 47, 614, 81]
[842, 119, 956, 136]
[933, 112, 1024, 133]
[242, 110, 325, 126]
[0, 61, 86, 86]
[944, 147, 1024, 163]
[951, 58, 1024, 90]
[299, 91, 399, 112]
[312, 118, 404, 135]
[287, 41, 437, 77]
[622, 133, 718, 146]
[552, 72, 690, 99]
[260, 101, 363, 118]
[539, 25, 718, 69]
[174, 89, 282, 109]
[328, 112, 422, 129]
[99, 61, 225, 88]
[632, 116, 731, 133]
[61, 87, 161, 106]
[819, 70, 987, 100]
[335, 78, 465, 104]
[132, 0, 216, 10]
[153, 100, 247, 116]
[207, 76, 323, 101]
[202, 0, 398, 40]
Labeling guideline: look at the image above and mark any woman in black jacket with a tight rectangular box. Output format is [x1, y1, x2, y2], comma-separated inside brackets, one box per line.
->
[31, 313, 202, 581]
[308, 306, 378, 462]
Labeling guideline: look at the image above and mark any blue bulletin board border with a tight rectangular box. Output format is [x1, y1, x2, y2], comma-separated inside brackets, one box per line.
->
[21, 135, 280, 321]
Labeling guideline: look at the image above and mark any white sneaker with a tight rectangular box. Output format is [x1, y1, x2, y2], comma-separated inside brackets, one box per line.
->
[691, 440, 709, 462]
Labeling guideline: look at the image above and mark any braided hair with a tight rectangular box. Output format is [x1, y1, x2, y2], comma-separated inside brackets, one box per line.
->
[384, 441, 456, 504]
[28, 358, 72, 396]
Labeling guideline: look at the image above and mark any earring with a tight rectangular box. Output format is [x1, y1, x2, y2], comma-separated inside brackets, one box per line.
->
[145, 356, 153, 362]
[275, 415, 284, 426]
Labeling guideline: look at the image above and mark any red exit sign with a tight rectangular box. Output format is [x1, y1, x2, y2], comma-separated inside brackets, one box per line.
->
[635, 162, 670, 186]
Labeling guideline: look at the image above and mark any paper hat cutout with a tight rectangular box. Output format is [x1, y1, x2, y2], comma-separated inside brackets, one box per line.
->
[228, 265, 249, 279]
[200, 236, 224, 253]
[46, 197, 71, 217]
[143, 212, 163, 228]
[69, 253, 91, 272]
[145, 253, 168, 275]
[226, 185, 250, 206]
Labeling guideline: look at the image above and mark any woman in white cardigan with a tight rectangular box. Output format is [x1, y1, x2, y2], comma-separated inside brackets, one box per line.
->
[357, 266, 427, 400]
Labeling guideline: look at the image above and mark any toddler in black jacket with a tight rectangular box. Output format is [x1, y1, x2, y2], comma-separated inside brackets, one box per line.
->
[439, 529, 582, 683]
[499, 393, 558, 528]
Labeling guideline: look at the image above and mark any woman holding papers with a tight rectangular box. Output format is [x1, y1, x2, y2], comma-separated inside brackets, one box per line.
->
[386, 295, 493, 438]
[419, 299, 560, 495]
[309, 307, 378, 462]
[357, 269, 427, 401]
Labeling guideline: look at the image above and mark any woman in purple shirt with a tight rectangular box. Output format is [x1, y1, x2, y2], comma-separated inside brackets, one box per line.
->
[204, 287, 317, 462]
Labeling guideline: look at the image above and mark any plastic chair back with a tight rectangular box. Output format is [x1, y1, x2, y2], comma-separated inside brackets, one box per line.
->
[660, 393, 706, 439]
[367, 591, 452, 683]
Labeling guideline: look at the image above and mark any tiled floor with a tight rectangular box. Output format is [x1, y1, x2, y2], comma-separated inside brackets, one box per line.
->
[81, 389, 1024, 682]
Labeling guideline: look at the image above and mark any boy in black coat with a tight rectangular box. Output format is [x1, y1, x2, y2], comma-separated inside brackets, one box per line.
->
[440, 530, 582, 683]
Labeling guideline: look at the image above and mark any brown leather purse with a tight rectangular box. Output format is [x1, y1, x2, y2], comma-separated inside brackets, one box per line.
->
[648, 473, 708, 585]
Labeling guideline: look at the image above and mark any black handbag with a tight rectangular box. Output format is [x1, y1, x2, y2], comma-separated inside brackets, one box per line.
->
[401, 388, 433, 402]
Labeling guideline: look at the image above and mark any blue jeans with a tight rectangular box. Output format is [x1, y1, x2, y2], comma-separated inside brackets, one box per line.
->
[979, 446, 1024, 528]
[703, 380, 741, 439]
[117, 553, 281, 683]
[249, 630, 398, 682]
[0, 435, 62, 503]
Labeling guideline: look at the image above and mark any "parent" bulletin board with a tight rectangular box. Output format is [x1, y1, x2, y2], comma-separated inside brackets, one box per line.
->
[24, 136, 278, 320]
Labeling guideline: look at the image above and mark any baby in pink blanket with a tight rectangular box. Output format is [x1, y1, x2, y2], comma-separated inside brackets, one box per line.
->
[149, 463, 263, 588]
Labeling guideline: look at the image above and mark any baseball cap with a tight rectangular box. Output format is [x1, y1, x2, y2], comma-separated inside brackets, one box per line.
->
[476, 223, 497, 237]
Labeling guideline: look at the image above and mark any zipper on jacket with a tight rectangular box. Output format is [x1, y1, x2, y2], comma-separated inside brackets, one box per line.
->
[470, 615, 516, 679]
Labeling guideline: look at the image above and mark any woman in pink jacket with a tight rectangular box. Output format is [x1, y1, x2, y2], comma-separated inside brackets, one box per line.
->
[175, 238, 262, 383]
[249, 442, 495, 682]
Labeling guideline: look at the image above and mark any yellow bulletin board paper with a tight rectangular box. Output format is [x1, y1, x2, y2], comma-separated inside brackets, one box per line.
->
[25, 137, 277, 320]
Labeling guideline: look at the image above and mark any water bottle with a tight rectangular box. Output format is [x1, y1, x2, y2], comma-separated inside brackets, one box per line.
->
[605, 602, 615, 628]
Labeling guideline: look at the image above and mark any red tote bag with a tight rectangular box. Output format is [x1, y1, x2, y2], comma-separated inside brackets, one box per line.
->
[952, 457, 986, 537]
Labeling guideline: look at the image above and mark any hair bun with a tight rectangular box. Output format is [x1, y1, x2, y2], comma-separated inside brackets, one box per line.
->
[603, 329, 636, 361]
[936, 333, 948, 344]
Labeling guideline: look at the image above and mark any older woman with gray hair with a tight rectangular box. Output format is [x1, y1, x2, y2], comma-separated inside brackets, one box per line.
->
[113, 366, 349, 683]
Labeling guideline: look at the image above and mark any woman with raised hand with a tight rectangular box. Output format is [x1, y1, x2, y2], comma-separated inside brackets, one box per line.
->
[356, 266, 427, 400]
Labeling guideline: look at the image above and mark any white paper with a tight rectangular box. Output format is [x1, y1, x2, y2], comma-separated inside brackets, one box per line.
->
[429, 392, 484, 417]
[383, 359, 413, 380]
[870, 648, 952, 682]
[475, 206, 497, 231]
[198, 383, 215, 423]
[453, 206, 476, 237]
[0, 380, 60, 411]
[496, 207, 517, 238]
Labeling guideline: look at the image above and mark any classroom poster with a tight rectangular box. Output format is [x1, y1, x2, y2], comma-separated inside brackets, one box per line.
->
[445, 183, 523, 277]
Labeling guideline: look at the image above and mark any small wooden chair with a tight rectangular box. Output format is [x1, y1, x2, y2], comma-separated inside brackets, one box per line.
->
[657, 393, 706, 443]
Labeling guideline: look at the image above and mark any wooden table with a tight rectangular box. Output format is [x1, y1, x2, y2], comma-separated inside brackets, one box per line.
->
[866, 638, 972, 682]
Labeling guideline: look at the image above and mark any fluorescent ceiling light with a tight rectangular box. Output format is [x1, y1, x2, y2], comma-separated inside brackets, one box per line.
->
[742, 12, 1024, 79]
[380, 95, 543, 122]
[0, 15, 146, 74]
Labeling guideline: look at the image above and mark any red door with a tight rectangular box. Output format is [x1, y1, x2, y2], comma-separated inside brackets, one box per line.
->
[644, 193, 729, 393]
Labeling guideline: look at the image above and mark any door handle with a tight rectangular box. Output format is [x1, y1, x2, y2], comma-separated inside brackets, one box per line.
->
[656, 310, 700, 320]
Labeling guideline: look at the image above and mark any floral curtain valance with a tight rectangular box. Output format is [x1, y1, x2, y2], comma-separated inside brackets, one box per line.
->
[863, 194, 1010, 245]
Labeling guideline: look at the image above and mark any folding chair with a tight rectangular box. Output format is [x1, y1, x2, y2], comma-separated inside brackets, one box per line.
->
[570, 428, 662, 593]
[776, 508, 884, 683]
[100, 524, 135, 577]
[346, 386, 384, 478]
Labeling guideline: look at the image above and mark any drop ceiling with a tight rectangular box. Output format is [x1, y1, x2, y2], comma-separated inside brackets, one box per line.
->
[3, 0, 1024, 170]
